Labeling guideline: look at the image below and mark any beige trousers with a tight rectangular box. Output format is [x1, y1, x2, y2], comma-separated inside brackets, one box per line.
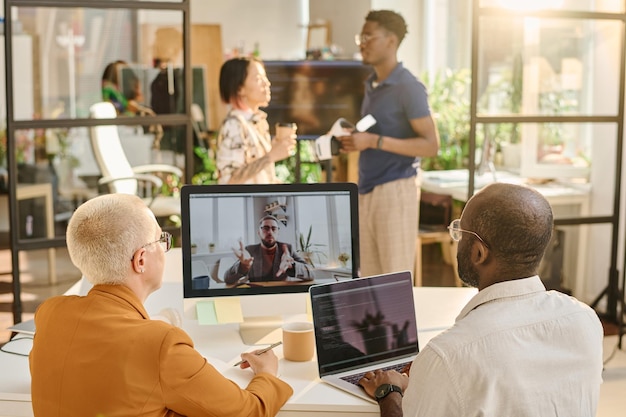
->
[358, 176, 420, 278]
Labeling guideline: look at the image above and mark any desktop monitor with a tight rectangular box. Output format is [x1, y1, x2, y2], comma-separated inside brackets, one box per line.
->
[180, 182, 360, 344]
[263, 60, 371, 138]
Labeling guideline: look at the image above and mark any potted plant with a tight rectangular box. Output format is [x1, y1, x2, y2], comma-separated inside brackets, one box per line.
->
[420, 66, 524, 172]
[191, 243, 197, 254]
[338, 252, 350, 268]
[191, 141, 218, 185]
[208, 242, 215, 253]
[297, 225, 326, 267]
[420, 68, 471, 171]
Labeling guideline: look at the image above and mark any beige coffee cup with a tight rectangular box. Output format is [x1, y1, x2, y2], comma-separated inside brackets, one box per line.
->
[275, 122, 297, 140]
[282, 321, 314, 362]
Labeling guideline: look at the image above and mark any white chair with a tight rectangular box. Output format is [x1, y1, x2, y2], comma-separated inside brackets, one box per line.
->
[88, 102, 182, 220]
[191, 103, 210, 143]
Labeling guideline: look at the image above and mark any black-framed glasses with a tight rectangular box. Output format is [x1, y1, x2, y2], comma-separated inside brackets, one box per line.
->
[354, 33, 382, 46]
[447, 219, 489, 248]
[259, 225, 279, 232]
[132, 231, 172, 260]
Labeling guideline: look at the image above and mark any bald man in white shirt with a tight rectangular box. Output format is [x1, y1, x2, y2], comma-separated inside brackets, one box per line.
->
[359, 183, 603, 417]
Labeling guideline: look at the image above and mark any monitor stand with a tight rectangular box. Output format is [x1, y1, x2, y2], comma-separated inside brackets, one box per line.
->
[238, 316, 283, 345]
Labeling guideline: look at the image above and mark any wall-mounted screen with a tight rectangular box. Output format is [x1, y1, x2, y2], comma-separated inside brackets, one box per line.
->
[263, 60, 371, 138]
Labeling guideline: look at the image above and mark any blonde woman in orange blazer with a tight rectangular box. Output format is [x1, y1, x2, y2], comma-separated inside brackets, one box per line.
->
[29, 194, 292, 416]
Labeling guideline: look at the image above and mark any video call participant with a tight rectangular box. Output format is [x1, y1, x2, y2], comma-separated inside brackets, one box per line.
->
[216, 57, 295, 184]
[30, 194, 292, 417]
[358, 183, 604, 417]
[225, 215, 314, 285]
[338, 10, 439, 277]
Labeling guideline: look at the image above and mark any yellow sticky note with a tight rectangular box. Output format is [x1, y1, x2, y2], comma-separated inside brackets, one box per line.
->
[214, 297, 244, 323]
[196, 301, 218, 325]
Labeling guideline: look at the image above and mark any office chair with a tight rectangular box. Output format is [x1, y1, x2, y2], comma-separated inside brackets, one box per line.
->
[191, 104, 209, 141]
[88, 101, 182, 221]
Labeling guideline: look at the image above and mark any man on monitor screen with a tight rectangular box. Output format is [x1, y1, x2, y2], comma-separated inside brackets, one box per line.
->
[224, 215, 315, 285]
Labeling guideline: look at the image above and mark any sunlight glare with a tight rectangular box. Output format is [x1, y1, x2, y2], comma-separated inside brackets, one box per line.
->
[497, 0, 565, 11]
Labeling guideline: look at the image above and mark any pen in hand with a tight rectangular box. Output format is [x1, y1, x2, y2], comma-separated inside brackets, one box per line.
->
[233, 341, 283, 367]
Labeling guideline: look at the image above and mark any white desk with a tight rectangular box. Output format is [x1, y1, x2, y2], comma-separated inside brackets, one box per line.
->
[421, 169, 591, 209]
[0, 249, 477, 417]
[421, 169, 591, 297]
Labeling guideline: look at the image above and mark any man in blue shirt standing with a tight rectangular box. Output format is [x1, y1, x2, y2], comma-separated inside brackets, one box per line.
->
[339, 10, 439, 277]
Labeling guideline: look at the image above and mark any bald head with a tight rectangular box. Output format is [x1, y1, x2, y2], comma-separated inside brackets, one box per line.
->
[462, 183, 553, 277]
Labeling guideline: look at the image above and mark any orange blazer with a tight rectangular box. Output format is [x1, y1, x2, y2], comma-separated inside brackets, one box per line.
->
[30, 284, 292, 416]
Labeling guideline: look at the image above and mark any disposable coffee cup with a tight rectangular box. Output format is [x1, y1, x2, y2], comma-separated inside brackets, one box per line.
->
[275, 122, 297, 140]
[282, 321, 314, 362]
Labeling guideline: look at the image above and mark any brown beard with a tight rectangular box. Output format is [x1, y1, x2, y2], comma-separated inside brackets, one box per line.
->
[261, 239, 276, 249]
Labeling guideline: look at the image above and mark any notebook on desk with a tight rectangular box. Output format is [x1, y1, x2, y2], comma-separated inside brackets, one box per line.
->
[309, 271, 419, 403]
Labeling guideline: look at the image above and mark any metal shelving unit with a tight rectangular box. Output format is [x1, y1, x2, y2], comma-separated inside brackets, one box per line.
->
[3, 0, 193, 325]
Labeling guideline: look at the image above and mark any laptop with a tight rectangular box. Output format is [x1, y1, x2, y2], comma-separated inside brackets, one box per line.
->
[7, 319, 36, 335]
[309, 271, 419, 403]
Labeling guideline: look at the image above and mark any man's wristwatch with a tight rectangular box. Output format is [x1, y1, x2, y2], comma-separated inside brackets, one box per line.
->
[374, 384, 403, 402]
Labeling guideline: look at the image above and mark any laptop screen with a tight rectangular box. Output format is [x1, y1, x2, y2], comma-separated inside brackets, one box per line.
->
[310, 271, 419, 375]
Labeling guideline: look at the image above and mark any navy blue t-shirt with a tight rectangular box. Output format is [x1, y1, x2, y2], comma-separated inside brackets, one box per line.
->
[358, 63, 431, 194]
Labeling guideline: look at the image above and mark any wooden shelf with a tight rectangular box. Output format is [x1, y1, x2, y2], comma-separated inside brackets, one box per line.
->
[264, 202, 288, 225]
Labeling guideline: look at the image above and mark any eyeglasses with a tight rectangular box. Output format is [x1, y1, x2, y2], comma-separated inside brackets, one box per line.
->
[354, 33, 382, 46]
[132, 231, 172, 260]
[447, 219, 489, 248]
[259, 225, 279, 232]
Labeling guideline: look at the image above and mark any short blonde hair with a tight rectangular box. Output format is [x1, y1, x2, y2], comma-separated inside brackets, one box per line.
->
[66, 194, 158, 285]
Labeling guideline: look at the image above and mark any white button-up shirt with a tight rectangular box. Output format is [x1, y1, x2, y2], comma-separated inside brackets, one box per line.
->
[403, 276, 603, 417]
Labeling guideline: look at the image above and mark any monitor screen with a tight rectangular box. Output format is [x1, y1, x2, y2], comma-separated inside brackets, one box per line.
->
[263, 60, 372, 138]
[181, 182, 360, 300]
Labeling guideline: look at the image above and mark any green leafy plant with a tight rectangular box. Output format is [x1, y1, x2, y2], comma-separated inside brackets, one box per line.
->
[191, 145, 218, 185]
[420, 68, 471, 171]
[420, 66, 527, 171]
[276, 141, 322, 183]
[297, 225, 326, 267]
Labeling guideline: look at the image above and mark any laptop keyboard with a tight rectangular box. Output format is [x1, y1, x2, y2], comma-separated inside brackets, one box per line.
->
[340, 361, 411, 386]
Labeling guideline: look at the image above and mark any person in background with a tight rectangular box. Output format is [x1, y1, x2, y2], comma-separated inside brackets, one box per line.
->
[29, 194, 292, 416]
[216, 57, 295, 184]
[358, 183, 604, 417]
[101, 60, 153, 116]
[225, 215, 314, 285]
[338, 10, 439, 277]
